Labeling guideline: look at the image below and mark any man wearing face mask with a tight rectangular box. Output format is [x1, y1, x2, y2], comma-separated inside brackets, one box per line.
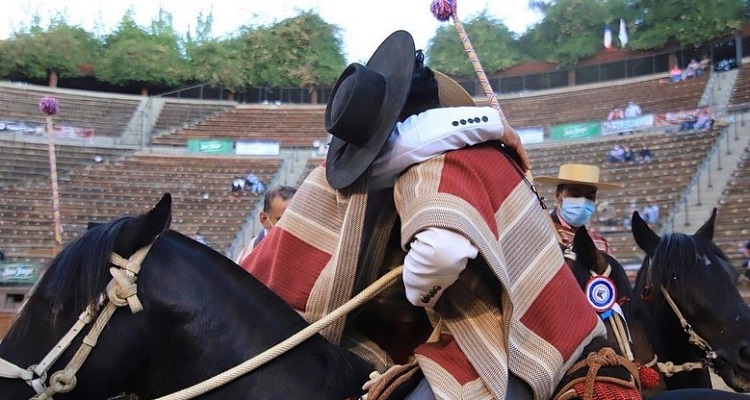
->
[536, 164, 621, 255]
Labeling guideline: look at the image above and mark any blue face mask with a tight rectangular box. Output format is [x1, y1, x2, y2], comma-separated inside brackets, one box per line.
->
[561, 197, 596, 227]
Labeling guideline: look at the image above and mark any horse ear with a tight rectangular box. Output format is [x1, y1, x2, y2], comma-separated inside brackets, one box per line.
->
[115, 193, 172, 257]
[573, 225, 597, 266]
[694, 208, 717, 241]
[632, 211, 659, 255]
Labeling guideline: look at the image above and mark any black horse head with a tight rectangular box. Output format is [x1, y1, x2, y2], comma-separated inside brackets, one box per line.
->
[632, 209, 750, 392]
[0, 194, 371, 399]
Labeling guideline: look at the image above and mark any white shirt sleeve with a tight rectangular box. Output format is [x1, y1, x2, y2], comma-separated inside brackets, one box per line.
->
[369, 106, 504, 190]
[403, 227, 479, 308]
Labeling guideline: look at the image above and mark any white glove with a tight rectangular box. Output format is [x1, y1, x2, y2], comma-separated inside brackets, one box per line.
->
[403, 227, 478, 308]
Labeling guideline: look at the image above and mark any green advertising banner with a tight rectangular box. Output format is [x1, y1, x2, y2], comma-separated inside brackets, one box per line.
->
[187, 139, 234, 154]
[549, 122, 602, 141]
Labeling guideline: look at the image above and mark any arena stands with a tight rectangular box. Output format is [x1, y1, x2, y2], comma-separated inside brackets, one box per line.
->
[715, 146, 750, 268]
[0, 152, 282, 264]
[0, 67, 733, 342]
[0, 82, 141, 137]
[492, 74, 708, 130]
[152, 99, 235, 133]
[529, 129, 719, 265]
[728, 63, 750, 112]
[152, 105, 328, 148]
[0, 138, 136, 188]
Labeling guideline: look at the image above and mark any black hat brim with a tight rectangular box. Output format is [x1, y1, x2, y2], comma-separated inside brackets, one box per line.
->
[326, 30, 416, 190]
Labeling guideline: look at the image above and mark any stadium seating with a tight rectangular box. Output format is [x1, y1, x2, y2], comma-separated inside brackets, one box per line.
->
[152, 105, 328, 148]
[528, 129, 719, 265]
[715, 145, 750, 268]
[0, 83, 141, 137]
[489, 75, 708, 130]
[0, 152, 282, 264]
[728, 63, 750, 111]
[152, 99, 235, 133]
[0, 138, 136, 188]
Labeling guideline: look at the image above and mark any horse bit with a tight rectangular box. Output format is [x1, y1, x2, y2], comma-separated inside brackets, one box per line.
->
[0, 244, 152, 399]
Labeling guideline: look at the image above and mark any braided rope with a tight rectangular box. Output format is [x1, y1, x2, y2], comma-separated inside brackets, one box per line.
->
[430, 0, 505, 119]
[450, 12, 504, 119]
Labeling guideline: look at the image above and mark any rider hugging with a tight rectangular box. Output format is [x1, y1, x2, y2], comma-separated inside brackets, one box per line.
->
[239, 31, 642, 400]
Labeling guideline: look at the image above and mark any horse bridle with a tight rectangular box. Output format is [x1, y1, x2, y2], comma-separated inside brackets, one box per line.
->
[641, 256, 717, 376]
[0, 244, 152, 399]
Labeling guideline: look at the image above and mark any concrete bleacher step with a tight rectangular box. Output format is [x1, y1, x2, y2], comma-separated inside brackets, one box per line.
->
[670, 117, 750, 234]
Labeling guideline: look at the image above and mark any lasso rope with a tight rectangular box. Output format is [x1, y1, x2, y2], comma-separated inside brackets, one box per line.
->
[153, 265, 404, 400]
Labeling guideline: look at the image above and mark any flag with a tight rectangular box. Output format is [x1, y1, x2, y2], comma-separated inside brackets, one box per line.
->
[603, 24, 613, 50]
[619, 18, 629, 47]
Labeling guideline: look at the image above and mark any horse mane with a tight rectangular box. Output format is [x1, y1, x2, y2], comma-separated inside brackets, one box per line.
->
[14, 216, 132, 332]
[648, 232, 733, 304]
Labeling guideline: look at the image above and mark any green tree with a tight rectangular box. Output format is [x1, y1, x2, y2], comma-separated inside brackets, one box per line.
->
[98, 9, 186, 94]
[630, 0, 747, 49]
[242, 11, 346, 91]
[427, 11, 523, 76]
[187, 38, 247, 94]
[521, 0, 618, 67]
[0, 15, 101, 86]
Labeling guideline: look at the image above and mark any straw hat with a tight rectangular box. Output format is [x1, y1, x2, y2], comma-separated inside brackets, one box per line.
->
[434, 70, 475, 107]
[535, 164, 621, 190]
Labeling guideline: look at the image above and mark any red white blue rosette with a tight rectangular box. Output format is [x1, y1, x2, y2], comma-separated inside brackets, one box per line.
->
[585, 276, 617, 312]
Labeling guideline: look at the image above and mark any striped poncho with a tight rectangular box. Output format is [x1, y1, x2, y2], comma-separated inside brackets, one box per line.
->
[240, 143, 606, 399]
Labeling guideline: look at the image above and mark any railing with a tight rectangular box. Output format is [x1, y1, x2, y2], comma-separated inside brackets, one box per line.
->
[664, 124, 732, 233]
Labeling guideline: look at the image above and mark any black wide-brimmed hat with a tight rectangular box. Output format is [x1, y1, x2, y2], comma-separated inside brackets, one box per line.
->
[325, 30, 416, 189]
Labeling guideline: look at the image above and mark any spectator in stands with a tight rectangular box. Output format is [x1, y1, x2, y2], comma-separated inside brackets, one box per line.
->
[679, 113, 698, 131]
[596, 201, 618, 227]
[639, 145, 653, 163]
[0, 249, 5, 261]
[607, 105, 624, 121]
[640, 198, 660, 224]
[685, 58, 703, 78]
[245, 172, 266, 194]
[608, 144, 626, 162]
[700, 55, 712, 72]
[693, 110, 714, 131]
[235, 185, 297, 262]
[624, 101, 642, 118]
[93, 155, 103, 163]
[670, 65, 683, 82]
[536, 164, 621, 255]
[623, 145, 635, 162]
[622, 200, 639, 229]
[231, 177, 245, 193]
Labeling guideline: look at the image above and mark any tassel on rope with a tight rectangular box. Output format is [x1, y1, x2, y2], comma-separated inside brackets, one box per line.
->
[637, 363, 661, 389]
[429, 0, 504, 119]
[429, 0, 455, 21]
